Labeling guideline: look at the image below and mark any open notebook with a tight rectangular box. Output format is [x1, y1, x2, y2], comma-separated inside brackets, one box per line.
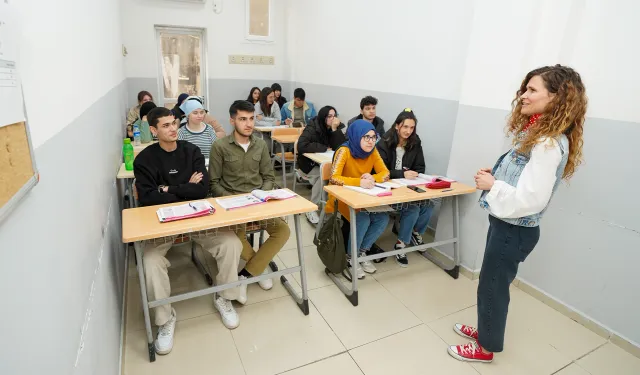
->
[393, 173, 456, 186]
[216, 189, 297, 210]
[344, 185, 392, 197]
[156, 200, 215, 223]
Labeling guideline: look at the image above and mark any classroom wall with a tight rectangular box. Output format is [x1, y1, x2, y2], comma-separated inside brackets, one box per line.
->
[0, 1, 127, 374]
[286, 0, 474, 176]
[436, 0, 640, 347]
[121, 0, 291, 133]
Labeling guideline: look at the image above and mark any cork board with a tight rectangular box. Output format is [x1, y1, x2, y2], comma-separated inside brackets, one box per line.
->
[0, 122, 35, 208]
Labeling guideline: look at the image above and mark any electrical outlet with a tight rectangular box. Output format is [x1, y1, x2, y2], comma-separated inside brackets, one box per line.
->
[248, 56, 257, 64]
[228, 55, 237, 64]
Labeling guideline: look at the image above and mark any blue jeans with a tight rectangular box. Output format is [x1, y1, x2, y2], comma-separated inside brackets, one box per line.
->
[346, 211, 389, 255]
[397, 204, 434, 244]
[477, 215, 540, 352]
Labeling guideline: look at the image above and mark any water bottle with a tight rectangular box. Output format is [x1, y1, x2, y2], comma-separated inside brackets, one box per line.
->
[123, 138, 134, 171]
[133, 123, 141, 146]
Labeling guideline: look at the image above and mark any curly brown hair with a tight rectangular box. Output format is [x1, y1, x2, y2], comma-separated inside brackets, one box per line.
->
[507, 64, 587, 180]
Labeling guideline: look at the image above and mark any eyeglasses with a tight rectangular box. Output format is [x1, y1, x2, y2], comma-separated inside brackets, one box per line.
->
[361, 134, 378, 142]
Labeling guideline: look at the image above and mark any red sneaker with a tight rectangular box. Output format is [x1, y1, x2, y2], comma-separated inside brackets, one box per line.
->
[448, 341, 493, 363]
[453, 323, 478, 340]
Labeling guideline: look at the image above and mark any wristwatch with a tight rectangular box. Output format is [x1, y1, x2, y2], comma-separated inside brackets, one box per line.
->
[158, 185, 167, 193]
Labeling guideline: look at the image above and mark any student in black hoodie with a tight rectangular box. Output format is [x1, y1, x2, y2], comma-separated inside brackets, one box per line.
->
[376, 108, 434, 267]
[348, 96, 385, 135]
[297, 105, 347, 224]
[133, 107, 243, 355]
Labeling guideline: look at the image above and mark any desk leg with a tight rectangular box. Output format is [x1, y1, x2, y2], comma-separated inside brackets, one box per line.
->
[325, 206, 359, 306]
[421, 196, 460, 279]
[280, 213, 309, 315]
[134, 241, 156, 362]
[127, 179, 135, 209]
[280, 141, 286, 188]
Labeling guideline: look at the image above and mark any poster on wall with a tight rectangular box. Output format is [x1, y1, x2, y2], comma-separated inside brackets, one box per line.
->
[0, 0, 26, 128]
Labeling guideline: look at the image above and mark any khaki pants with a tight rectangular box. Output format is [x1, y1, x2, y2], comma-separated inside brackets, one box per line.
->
[236, 218, 290, 276]
[143, 232, 242, 326]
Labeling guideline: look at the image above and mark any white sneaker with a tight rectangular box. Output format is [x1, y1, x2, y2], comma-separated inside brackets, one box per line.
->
[154, 308, 177, 355]
[215, 296, 240, 329]
[236, 276, 248, 305]
[305, 211, 320, 225]
[359, 256, 377, 274]
[258, 269, 273, 290]
[347, 258, 365, 279]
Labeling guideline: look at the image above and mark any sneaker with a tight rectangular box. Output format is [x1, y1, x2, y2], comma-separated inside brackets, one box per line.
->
[394, 241, 409, 267]
[236, 275, 248, 305]
[154, 308, 177, 355]
[411, 231, 426, 253]
[258, 269, 273, 290]
[448, 341, 493, 363]
[214, 296, 240, 329]
[305, 211, 319, 225]
[347, 258, 365, 279]
[454, 324, 478, 340]
[360, 256, 377, 274]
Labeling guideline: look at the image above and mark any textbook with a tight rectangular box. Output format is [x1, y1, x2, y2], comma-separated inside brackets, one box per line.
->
[344, 185, 392, 197]
[156, 201, 215, 223]
[216, 189, 297, 210]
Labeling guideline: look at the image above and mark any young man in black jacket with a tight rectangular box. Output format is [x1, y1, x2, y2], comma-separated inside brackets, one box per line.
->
[134, 107, 243, 356]
[348, 95, 385, 135]
[296, 105, 347, 224]
[376, 109, 434, 267]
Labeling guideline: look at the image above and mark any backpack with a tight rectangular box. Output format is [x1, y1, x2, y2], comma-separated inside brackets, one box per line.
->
[314, 199, 347, 274]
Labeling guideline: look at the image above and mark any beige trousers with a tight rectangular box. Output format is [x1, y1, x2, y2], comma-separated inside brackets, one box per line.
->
[143, 232, 242, 326]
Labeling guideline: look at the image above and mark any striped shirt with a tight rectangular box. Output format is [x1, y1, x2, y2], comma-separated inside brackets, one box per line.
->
[178, 123, 217, 158]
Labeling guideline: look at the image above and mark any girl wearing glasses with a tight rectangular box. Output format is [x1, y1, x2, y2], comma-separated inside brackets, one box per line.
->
[377, 109, 433, 267]
[326, 120, 390, 279]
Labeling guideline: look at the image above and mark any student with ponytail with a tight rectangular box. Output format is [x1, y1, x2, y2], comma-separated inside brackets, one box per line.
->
[448, 65, 587, 363]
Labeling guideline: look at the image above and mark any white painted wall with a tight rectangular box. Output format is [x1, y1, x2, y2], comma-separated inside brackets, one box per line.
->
[19, 0, 125, 148]
[0, 1, 127, 374]
[288, 0, 474, 102]
[121, 0, 287, 81]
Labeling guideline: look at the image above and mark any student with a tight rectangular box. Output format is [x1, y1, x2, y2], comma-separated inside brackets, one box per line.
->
[132, 101, 157, 143]
[177, 99, 217, 158]
[281, 88, 317, 127]
[247, 87, 261, 105]
[170, 93, 189, 119]
[209, 100, 290, 304]
[326, 120, 390, 279]
[271, 83, 287, 109]
[348, 96, 385, 135]
[448, 65, 587, 363]
[254, 87, 282, 127]
[126, 90, 153, 138]
[297, 105, 347, 224]
[134, 107, 243, 355]
[179, 95, 226, 138]
[377, 108, 433, 267]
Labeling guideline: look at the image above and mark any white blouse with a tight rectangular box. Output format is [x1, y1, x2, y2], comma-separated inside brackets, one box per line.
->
[485, 138, 562, 219]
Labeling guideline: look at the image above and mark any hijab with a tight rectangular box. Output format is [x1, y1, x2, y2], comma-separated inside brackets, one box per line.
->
[343, 119, 376, 159]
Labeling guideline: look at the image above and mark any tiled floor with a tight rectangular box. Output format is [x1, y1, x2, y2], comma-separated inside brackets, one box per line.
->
[123, 181, 640, 375]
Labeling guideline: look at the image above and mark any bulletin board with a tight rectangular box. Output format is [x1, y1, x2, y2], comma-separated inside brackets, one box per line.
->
[0, 0, 39, 223]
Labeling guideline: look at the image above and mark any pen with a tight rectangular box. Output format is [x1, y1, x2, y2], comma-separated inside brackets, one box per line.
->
[188, 203, 197, 211]
[374, 184, 388, 189]
[441, 189, 453, 192]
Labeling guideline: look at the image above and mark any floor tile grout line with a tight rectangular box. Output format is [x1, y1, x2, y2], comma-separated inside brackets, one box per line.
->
[273, 351, 350, 375]
[229, 328, 249, 375]
[346, 351, 367, 375]
[346, 322, 425, 351]
[573, 340, 609, 363]
[424, 303, 478, 325]
[307, 292, 351, 351]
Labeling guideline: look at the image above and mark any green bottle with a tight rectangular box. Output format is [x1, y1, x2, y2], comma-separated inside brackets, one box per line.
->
[123, 138, 134, 171]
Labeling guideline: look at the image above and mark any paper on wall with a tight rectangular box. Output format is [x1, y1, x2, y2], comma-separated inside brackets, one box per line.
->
[0, 0, 26, 127]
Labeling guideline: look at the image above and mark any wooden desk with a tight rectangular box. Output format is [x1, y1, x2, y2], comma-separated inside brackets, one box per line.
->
[133, 141, 157, 158]
[272, 134, 302, 188]
[323, 182, 476, 306]
[303, 152, 334, 165]
[123, 190, 317, 362]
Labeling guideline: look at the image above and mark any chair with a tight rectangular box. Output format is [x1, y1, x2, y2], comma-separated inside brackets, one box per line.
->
[292, 140, 314, 192]
[272, 127, 302, 186]
[314, 163, 334, 239]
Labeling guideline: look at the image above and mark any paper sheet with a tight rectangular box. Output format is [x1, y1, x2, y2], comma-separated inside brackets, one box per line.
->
[0, 0, 25, 127]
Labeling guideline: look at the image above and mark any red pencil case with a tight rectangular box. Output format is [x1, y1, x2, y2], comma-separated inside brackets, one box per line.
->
[426, 179, 451, 189]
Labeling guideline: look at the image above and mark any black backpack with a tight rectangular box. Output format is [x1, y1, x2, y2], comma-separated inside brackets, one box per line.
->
[314, 199, 347, 274]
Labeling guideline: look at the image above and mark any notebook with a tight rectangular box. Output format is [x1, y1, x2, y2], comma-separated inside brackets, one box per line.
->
[216, 189, 297, 210]
[156, 201, 215, 223]
[344, 185, 392, 197]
